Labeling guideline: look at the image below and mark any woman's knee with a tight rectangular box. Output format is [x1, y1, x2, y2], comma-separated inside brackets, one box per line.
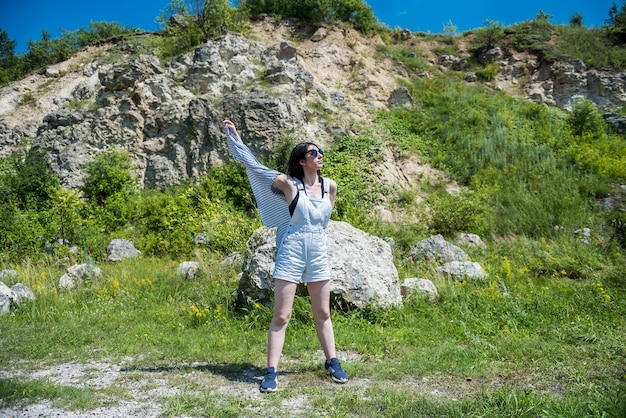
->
[272, 311, 292, 328]
[312, 308, 330, 323]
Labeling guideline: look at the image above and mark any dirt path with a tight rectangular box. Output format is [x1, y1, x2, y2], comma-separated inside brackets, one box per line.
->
[0, 352, 475, 417]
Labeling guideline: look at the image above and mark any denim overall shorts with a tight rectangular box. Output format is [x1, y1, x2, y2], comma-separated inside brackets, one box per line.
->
[273, 177, 332, 283]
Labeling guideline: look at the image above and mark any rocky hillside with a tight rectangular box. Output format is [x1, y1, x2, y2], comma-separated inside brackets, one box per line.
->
[0, 17, 624, 193]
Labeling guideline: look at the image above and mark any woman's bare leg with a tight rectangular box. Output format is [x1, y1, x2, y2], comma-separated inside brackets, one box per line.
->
[267, 279, 298, 369]
[307, 280, 336, 360]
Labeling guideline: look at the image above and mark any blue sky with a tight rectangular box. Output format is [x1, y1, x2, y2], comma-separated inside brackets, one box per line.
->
[0, 1, 619, 53]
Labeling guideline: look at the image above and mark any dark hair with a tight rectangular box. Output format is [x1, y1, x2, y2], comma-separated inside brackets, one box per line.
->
[286, 142, 320, 180]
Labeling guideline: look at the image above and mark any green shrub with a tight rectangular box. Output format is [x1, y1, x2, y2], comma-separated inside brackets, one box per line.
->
[508, 11, 554, 55]
[566, 99, 606, 139]
[1, 149, 60, 212]
[427, 191, 489, 237]
[240, 0, 379, 32]
[81, 148, 136, 205]
[475, 63, 499, 81]
[200, 162, 255, 214]
[132, 183, 258, 258]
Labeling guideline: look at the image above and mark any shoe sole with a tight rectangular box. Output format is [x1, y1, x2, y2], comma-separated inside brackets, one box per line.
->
[330, 375, 348, 383]
[259, 385, 278, 393]
[327, 368, 348, 383]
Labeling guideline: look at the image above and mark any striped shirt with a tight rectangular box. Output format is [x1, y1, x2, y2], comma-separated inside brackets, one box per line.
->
[225, 126, 291, 245]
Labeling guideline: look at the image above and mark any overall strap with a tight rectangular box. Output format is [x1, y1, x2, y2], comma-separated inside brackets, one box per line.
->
[320, 176, 329, 197]
[294, 178, 306, 192]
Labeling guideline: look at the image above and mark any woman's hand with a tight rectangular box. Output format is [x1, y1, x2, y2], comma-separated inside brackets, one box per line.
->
[223, 119, 241, 140]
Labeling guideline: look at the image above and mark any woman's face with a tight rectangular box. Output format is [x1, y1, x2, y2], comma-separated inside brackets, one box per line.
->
[301, 145, 324, 170]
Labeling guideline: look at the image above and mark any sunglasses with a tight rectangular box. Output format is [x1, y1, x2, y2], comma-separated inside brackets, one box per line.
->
[307, 149, 324, 157]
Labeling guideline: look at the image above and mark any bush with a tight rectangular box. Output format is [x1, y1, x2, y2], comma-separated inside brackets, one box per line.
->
[323, 132, 388, 225]
[0, 148, 59, 212]
[566, 99, 606, 139]
[82, 149, 136, 205]
[475, 63, 499, 81]
[133, 185, 258, 257]
[240, 0, 379, 32]
[199, 162, 255, 213]
[427, 191, 489, 237]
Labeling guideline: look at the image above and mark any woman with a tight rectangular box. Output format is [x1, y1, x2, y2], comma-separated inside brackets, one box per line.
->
[223, 119, 348, 393]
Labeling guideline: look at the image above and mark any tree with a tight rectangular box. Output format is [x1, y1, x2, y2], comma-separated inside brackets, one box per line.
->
[570, 11, 583, 27]
[606, 1, 626, 44]
[0, 28, 16, 61]
[474, 20, 505, 49]
[0, 28, 19, 85]
[196, 0, 235, 39]
[606, 2, 619, 26]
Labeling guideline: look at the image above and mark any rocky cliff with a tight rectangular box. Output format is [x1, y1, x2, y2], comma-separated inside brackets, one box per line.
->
[0, 18, 624, 191]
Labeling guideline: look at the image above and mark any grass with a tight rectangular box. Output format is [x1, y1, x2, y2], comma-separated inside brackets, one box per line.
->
[1, 242, 625, 416]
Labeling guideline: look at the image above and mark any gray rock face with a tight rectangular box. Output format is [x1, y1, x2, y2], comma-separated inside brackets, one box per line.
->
[516, 59, 626, 113]
[2, 27, 625, 193]
[1, 33, 330, 191]
[239, 221, 402, 309]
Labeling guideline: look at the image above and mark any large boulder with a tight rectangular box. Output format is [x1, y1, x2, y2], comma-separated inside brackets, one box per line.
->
[239, 221, 402, 309]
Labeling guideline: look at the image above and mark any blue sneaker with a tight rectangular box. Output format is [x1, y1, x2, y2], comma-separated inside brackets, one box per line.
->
[259, 367, 278, 393]
[325, 358, 348, 383]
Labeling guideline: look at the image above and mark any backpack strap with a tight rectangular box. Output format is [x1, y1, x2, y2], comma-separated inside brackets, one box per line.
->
[289, 178, 305, 217]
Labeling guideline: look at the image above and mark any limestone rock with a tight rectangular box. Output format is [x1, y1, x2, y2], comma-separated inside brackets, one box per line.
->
[59, 264, 102, 290]
[437, 261, 486, 281]
[107, 239, 141, 261]
[409, 234, 470, 264]
[239, 221, 402, 309]
[401, 278, 438, 301]
[177, 261, 200, 279]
